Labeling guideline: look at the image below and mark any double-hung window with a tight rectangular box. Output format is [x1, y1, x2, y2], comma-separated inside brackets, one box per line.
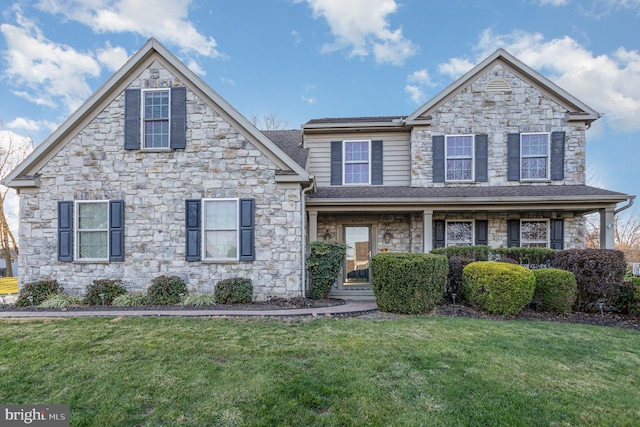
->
[344, 140, 370, 185]
[76, 201, 109, 261]
[446, 221, 473, 246]
[142, 89, 170, 149]
[203, 199, 239, 261]
[445, 135, 473, 181]
[521, 133, 549, 180]
[521, 220, 548, 248]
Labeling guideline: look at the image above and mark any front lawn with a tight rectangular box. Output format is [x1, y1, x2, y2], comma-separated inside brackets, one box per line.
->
[1, 316, 639, 426]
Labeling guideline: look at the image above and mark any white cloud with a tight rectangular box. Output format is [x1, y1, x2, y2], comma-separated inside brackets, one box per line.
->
[538, 0, 570, 6]
[404, 84, 424, 105]
[302, 96, 317, 105]
[96, 42, 129, 72]
[303, 0, 416, 65]
[440, 29, 640, 132]
[438, 57, 475, 79]
[36, 0, 221, 58]
[6, 117, 58, 133]
[404, 69, 436, 104]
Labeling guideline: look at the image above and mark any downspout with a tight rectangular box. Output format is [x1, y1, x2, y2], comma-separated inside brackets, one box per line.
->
[615, 196, 636, 215]
[300, 177, 316, 298]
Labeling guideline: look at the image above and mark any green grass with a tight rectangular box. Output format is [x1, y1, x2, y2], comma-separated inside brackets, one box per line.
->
[1, 316, 639, 426]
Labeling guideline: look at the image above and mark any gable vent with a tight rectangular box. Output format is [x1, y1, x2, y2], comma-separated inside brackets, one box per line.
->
[485, 79, 511, 92]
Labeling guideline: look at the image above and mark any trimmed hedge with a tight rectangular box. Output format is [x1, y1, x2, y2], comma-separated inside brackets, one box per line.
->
[16, 280, 63, 307]
[431, 246, 556, 268]
[371, 252, 448, 314]
[462, 261, 535, 315]
[147, 275, 188, 305]
[215, 278, 253, 304]
[83, 279, 127, 305]
[307, 241, 347, 299]
[552, 249, 626, 311]
[447, 256, 474, 299]
[532, 268, 577, 314]
[616, 277, 640, 315]
[431, 245, 491, 261]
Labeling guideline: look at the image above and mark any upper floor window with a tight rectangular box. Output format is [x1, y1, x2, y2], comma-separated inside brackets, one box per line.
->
[520, 220, 549, 248]
[344, 140, 370, 185]
[446, 135, 474, 181]
[520, 133, 549, 180]
[446, 220, 473, 246]
[143, 90, 170, 149]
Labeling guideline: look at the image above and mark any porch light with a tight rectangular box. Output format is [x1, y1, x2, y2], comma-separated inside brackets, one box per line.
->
[383, 230, 393, 243]
[323, 229, 332, 241]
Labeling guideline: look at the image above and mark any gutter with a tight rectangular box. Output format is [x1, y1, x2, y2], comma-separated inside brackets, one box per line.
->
[300, 177, 316, 298]
[615, 196, 636, 215]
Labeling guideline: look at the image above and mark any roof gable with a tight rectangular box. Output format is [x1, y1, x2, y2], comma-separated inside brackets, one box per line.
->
[406, 49, 601, 124]
[4, 38, 310, 188]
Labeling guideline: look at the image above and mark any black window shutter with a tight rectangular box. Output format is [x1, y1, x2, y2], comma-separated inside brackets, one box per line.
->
[58, 201, 73, 262]
[239, 198, 255, 261]
[371, 140, 383, 185]
[475, 220, 488, 245]
[550, 219, 564, 250]
[433, 135, 445, 183]
[185, 200, 201, 261]
[507, 133, 520, 181]
[475, 134, 488, 182]
[109, 200, 125, 262]
[170, 86, 187, 149]
[507, 219, 520, 248]
[550, 131, 565, 180]
[330, 141, 342, 185]
[433, 220, 446, 249]
[124, 88, 141, 150]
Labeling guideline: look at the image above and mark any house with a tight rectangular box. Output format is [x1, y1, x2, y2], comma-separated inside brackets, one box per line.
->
[4, 39, 634, 300]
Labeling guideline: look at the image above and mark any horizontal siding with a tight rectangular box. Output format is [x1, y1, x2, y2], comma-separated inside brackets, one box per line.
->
[306, 132, 411, 187]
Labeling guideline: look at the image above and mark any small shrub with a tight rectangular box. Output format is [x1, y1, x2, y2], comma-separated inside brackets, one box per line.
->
[462, 261, 535, 315]
[552, 249, 626, 311]
[112, 293, 148, 307]
[39, 294, 83, 308]
[184, 294, 217, 306]
[492, 248, 556, 268]
[83, 279, 127, 305]
[371, 253, 448, 314]
[215, 278, 253, 304]
[447, 256, 474, 298]
[431, 245, 491, 261]
[616, 277, 640, 315]
[307, 242, 347, 299]
[147, 275, 188, 305]
[16, 280, 63, 307]
[532, 268, 577, 314]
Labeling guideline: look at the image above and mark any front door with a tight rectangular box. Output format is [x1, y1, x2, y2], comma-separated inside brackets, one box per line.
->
[344, 226, 371, 284]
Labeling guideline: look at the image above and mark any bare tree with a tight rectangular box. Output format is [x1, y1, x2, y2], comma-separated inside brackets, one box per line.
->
[0, 130, 34, 276]
[584, 209, 640, 263]
[251, 113, 289, 130]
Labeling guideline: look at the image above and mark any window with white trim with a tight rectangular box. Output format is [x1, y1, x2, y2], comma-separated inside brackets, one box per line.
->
[521, 133, 549, 180]
[446, 220, 473, 246]
[521, 220, 548, 248]
[76, 201, 109, 260]
[445, 135, 473, 181]
[203, 199, 239, 261]
[142, 89, 170, 148]
[344, 140, 370, 185]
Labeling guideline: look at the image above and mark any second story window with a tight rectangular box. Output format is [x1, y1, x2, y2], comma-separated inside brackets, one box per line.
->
[344, 140, 370, 185]
[143, 90, 170, 148]
[446, 135, 473, 181]
[521, 133, 549, 180]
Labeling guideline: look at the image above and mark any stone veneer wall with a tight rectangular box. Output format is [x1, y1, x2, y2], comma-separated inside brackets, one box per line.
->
[18, 62, 304, 299]
[411, 64, 587, 188]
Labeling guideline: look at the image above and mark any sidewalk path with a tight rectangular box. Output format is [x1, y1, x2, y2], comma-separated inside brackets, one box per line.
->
[0, 300, 378, 319]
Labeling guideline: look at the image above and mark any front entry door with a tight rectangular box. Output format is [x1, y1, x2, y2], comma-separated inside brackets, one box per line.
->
[344, 226, 371, 284]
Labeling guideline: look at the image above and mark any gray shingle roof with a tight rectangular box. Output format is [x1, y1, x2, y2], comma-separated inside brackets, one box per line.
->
[304, 116, 404, 125]
[262, 130, 308, 168]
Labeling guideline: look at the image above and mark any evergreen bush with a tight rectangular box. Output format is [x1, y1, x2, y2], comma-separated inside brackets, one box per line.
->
[147, 275, 188, 305]
[215, 278, 253, 304]
[532, 268, 577, 314]
[307, 241, 347, 299]
[83, 279, 127, 305]
[16, 280, 63, 307]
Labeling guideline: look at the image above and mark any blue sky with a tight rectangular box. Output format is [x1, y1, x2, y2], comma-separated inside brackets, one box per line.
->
[0, 0, 639, 233]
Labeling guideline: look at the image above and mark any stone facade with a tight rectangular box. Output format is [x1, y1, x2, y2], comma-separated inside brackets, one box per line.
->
[18, 62, 304, 299]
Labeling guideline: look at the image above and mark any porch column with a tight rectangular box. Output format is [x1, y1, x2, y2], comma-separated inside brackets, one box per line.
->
[599, 207, 615, 249]
[308, 210, 318, 242]
[423, 210, 433, 253]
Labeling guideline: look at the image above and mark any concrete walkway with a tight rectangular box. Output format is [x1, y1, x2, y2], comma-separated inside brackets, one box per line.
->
[0, 300, 378, 319]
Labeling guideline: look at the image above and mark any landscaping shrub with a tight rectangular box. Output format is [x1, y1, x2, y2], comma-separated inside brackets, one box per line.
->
[184, 294, 217, 306]
[215, 278, 253, 304]
[492, 248, 556, 268]
[616, 277, 640, 315]
[462, 261, 535, 315]
[532, 268, 577, 314]
[147, 275, 188, 305]
[307, 241, 347, 299]
[40, 294, 83, 308]
[447, 256, 474, 299]
[112, 293, 148, 307]
[431, 245, 490, 261]
[83, 279, 127, 305]
[16, 280, 63, 307]
[552, 249, 626, 311]
[371, 252, 447, 314]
